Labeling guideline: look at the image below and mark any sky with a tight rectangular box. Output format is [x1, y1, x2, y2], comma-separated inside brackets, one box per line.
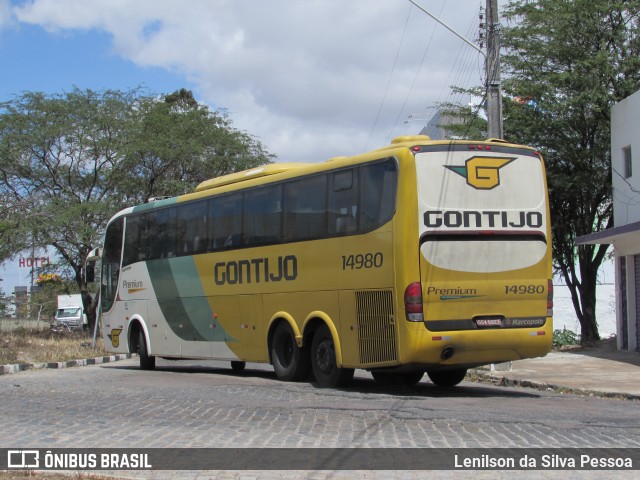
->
[0, 0, 493, 294]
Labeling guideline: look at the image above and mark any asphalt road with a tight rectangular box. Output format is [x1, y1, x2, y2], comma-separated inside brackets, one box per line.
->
[2, 358, 639, 479]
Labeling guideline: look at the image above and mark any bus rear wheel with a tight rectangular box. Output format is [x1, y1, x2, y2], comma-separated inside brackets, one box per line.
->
[270, 322, 310, 381]
[427, 368, 467, 387]
[311, 324, 354, 388]
[371, 370, 424, 386]
[137, 330, 156, 371]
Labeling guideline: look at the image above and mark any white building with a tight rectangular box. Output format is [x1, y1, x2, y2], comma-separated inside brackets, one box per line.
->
[577, 90, 640, 351]
[420, 109, 465, 140]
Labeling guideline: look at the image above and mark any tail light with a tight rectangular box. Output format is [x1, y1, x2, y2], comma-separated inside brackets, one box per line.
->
[547, 279, 553, 317]
[404, 282, 424, 322]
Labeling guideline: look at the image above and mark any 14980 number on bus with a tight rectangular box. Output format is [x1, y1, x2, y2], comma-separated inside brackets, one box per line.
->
[504, 284, 546, 295]
[342, 253, 384, 270]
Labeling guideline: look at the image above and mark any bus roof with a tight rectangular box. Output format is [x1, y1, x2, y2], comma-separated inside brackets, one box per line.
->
[195, 163, 314, 192]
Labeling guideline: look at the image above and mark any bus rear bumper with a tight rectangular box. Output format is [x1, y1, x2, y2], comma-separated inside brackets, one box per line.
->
[400, 321, 553, 369]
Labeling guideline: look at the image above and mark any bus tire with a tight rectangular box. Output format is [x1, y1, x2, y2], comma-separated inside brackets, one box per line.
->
[427, 368, 467, 387]
[270, 322, 310, 381]
[371, 370, 424, 386]
[138, 330, 156, 371]
[311, 324, 354, 388]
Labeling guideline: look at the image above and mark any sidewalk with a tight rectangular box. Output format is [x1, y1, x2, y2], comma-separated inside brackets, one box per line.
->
[474, 338, 640, 399]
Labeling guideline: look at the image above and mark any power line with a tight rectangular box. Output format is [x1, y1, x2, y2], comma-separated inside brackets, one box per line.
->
[385, 0, 449, 144]
[365, 4, 413, 151]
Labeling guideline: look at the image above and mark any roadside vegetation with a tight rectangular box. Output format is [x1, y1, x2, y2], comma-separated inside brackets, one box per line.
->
[553, 328, 580, 348]
[0, 327, 107, 365]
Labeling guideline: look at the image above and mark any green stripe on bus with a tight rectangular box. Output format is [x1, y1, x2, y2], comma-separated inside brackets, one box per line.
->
[146, 258, 234, 342]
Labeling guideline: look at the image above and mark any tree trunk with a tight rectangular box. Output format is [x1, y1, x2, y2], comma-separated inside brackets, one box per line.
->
[578, 282, 600, 344]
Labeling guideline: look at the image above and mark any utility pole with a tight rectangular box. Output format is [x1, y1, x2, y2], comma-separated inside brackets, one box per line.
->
[485, 0, 503, 139]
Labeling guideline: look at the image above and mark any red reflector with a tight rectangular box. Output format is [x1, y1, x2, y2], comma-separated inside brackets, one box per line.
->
[411, 146, 421, 152]
[432, 336, 443, 341]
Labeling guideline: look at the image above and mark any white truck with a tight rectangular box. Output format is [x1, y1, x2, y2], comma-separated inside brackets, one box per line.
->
[54, 294, 87, 330]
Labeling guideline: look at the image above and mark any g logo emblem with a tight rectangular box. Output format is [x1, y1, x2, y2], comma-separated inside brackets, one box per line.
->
[446, 156, 515, 190]
[109, 328, 122, 348]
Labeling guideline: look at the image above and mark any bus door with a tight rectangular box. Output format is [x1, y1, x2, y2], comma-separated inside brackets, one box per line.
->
[237, 294, 266, 362]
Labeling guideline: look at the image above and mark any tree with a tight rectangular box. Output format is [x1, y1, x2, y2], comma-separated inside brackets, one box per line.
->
[0, 88, 274, 296]
[439, 1, 640, 342]
[499, 0, 640, 343]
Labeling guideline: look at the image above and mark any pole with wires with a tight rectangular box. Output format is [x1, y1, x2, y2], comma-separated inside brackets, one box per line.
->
[409, 0, 502, 140]
[485, 0, 503, 139]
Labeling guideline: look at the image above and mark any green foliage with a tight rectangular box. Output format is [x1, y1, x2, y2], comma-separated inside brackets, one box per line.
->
[0, 87, 274, 292]
[553, 328, 580, 347]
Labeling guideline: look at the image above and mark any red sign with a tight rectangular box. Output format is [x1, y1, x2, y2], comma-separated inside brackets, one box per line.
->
[19, 257, 51, 268]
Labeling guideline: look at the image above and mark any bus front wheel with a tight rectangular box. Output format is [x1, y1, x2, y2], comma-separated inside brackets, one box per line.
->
[138, 330, 156, 371]
[270, 322, 310, 381]
[427, 368, 467, 387]
[311, 324, 354, 388]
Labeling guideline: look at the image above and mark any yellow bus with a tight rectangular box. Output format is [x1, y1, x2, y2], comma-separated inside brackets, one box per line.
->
[97, 135, 553, 388]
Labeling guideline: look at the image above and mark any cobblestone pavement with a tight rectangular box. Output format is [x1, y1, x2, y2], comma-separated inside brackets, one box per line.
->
[2, 358, 639, 479]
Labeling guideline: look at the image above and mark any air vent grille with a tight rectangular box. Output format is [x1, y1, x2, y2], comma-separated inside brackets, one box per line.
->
[355, 289, 397, 365]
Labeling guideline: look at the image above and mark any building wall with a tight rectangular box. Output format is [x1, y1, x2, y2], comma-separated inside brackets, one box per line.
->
[612, 89, 640, 227]
[611, 90, 640, 350]
[617, 255, 637, 350]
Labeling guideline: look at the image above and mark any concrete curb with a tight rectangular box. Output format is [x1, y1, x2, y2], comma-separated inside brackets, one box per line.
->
[0, 353, 134, 376]
[470, 369, 640, 402]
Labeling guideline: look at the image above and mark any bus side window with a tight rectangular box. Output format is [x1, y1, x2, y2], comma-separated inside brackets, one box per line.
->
[101, 217, 123, 312]
[359, 159, 397, 230]
[176, 200, 208, 255]
[138, 214, 150, 261]
[244, 185, 283, 246]
[209, 193, 243, 250]
[283, 174, 327, 242]
[122, 217, 138, 266]
[329, 168, 359, 235]
[123, 214, 149, 266]
[148, 207, 177, 260]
